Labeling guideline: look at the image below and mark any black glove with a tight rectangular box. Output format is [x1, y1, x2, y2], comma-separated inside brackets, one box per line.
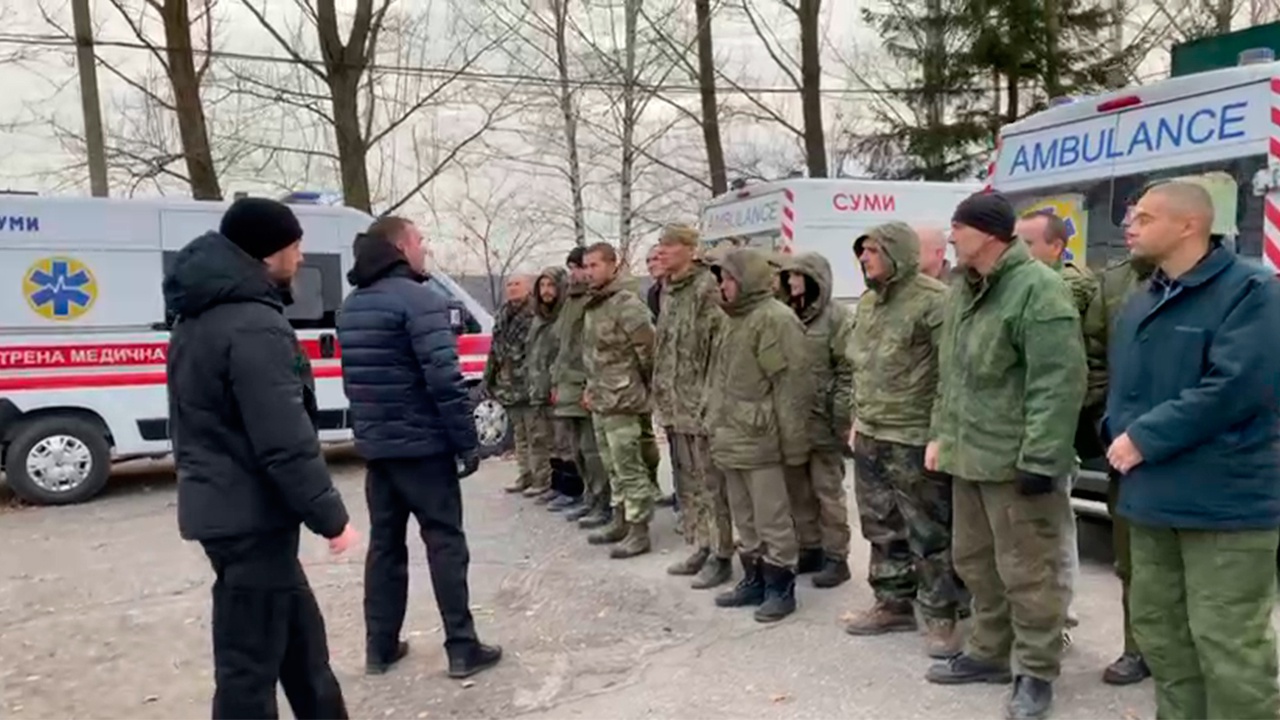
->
[1015, 470, 1055, 497]
[457, 451, 480, 479]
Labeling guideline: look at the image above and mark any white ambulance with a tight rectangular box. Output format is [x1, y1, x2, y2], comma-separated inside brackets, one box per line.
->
[988, 50, 1280, 516]
[697, 178, 980, 301]
[0, 194, 500, 506]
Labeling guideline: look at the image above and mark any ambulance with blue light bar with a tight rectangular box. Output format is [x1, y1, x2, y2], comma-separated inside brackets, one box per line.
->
[0, 193, 504, 506]
[988, 47, 1280, 517]
[698, 178, 979, 302]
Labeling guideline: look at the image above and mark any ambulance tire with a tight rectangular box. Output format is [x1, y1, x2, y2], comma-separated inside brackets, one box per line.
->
[4, 416, 112, 506]
[469, 383, 513, 459]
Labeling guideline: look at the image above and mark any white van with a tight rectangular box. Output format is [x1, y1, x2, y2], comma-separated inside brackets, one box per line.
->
[0, 194, 500, 505]
[698, 178, 980, 301]
[989, 52, 1280, 516]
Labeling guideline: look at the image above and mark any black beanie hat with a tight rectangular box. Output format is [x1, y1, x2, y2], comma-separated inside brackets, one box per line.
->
[566, 246, 586, 267]
[951, 191, 1016, 242]
[219, 197, 304, 260]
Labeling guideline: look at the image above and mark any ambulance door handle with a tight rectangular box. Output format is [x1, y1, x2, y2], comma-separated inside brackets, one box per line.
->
[319, 333, 337, 359]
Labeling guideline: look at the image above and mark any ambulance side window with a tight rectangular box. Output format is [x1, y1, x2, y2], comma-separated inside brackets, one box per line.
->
[1001, 179, 1115, 269]
[158, 251, 344, 330]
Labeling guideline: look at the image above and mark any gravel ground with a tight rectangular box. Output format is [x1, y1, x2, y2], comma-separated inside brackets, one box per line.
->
[0, 450, 1166, 719]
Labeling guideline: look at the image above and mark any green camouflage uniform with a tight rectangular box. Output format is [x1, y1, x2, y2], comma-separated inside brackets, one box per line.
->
[583, 273, 658, 523]
[652, 262, 734, 559]
[705, 249, 814, 570]
[847, 223, 958, 619]
[552, 271, 610, 511]
[1079, 257, 1154, 659]
[525, 267, 570, 494]
[778, 253, 854, 563]
[484, 296, 536, 489]
[930, 239, 1086, 682]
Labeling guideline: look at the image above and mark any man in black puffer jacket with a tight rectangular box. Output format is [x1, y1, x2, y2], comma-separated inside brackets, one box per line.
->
[165, 197, 355, 719]
[337, 216, 502, 680]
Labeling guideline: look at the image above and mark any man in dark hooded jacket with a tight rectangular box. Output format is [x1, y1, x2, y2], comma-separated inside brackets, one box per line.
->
[337, 216, 501, 680]
[165, 197, 355, 719]
[527, 265, 584, 510]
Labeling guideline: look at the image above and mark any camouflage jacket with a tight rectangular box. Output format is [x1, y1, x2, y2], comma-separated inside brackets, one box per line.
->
[1080, 257, 1154, 410]
[781, 252, 855, 450]
[930, 241, 1086, 481]
[1056, 260, 1099, 316]
[551, 273, 591, 418]
[483, 296, 534, 406]
[849, 223, 948, 447]
[652, 264, 724, 435]
[583, 273, 656, 416]
[527, 267, 567, 407]
[705, 249, 814, 469]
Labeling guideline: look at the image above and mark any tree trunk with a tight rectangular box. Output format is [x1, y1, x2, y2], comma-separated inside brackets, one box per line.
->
[552, 0, 587, 247]
[922, 0, 945, 178]
[159, 0, 221, 200]
[695, 0, 727, 195]
[1043, 0, 1063, 99]
[316, 0, 375, 212]
[1217, 0, 1234, 31]
[618, 0, 640, 260]
[797, 0, 827, 177]
[1004, 71, 1020, 124]
[71, 0, 108, 196]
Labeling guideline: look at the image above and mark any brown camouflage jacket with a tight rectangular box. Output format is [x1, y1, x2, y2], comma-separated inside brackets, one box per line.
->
[483, 296, 534, 406]
[652, 263, 724, 435]
[583, 272, 655, 416]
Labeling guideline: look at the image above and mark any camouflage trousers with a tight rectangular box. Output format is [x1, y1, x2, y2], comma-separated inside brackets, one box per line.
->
[670, 433, 733, 559]
[852, 435, 962, 619]
[509, 404, 551, 492]
[1130, 524, 1280, 719]
[723, 464, 797, 569]
[593, 413, 658, 523]
[562, 415, 609, 507]
[784, 449, 852, 559]
[953, 477, 1070, 681]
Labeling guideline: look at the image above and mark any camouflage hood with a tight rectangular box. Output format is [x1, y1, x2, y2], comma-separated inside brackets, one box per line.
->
[855, 221, 920, 297]
[780, 252, 832, 325]
[535, 266, 568, 320]
[712, 249, 774, 317]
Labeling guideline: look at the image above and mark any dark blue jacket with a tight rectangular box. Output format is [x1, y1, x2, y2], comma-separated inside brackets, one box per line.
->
[337, 241, 478, 461]
[1107, 245, 1280, 530]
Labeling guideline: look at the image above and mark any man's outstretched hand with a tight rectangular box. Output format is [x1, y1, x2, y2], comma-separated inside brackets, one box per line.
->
[458, 451, 481, 479]
[329, 523, 359, 555]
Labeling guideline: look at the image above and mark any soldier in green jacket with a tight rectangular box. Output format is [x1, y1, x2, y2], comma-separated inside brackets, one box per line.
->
[526, 265, 582, 509]
[705, 248, 814, 623]
[652, 225, 735, 588]
[552, 248, 612, 528]
[581, 242, 659, 559]
[924, 193, 1086, 720]
[779, 252, 854, 589]
[843, 223, 960, 659]
[1079, 254, 1155, 687]
[483, 275, 538, 495]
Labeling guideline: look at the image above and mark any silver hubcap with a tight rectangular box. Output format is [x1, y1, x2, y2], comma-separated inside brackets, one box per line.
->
[25, 435, 93, 493]
[473, 399, 508, 447]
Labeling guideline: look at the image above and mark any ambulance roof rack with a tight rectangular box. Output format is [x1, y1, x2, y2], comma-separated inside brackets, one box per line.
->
[1239, 47, 1275, 66]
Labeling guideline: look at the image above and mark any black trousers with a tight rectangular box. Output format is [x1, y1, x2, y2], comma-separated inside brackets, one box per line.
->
[201, 529, 347, 720]
[364, 454, 478, 661]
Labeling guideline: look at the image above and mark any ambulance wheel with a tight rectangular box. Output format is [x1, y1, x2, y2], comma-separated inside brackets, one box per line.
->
[4, 416, 111, 505]
[469, 384, 513, 459]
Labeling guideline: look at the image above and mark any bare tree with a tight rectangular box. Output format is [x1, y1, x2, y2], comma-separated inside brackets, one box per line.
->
[452, 169, 552, 308]
[694, 0, 728, 195]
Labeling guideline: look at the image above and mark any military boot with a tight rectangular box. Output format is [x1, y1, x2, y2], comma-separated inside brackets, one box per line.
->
[923, 617, 963, 659]
[843, 599, 918, 636]
[667, 547, 709, 576]
[811, 555, 851, 588]
[753, 562, 797, 623]
[564, 502, 593, 522]
[715, 553, 765, 607]
[524, 484, 552, 499]
[578, 501, 612, 529]
[796, 547, 824, 574]
[503, 474, 530, 494]
[1006, 675, 1053, 719]
[587, 509, 627, 545]
[691, 555, 733, 589]
[609, 522, 651, 559]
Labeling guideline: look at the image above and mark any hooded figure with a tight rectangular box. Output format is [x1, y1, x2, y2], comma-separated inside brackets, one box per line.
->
[704, 248, 814, 624]
[843, 222, 963, 657]
[776, 253, 855, 589]
[525, 266, 581, 505]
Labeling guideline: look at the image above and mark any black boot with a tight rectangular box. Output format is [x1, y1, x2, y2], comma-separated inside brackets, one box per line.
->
[366, 640, 410, 676]
[754, 562, 797, 623]
[715, 553, 765, 607]
[796, 547, 824, 574]
[691, 555, 733, 589]
[564, 502, 593, 522]
[578, 503, 612, 529]
[811, 555, 851, 588]
[1006, 675, 1053, 719]
[1102, 652, 1150, 685]
[925, 653, 1013, 685]
[447, 642, 504, 680]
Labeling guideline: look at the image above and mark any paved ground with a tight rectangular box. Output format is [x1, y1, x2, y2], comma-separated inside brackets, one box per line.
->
[0, 451, 1161, 719]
